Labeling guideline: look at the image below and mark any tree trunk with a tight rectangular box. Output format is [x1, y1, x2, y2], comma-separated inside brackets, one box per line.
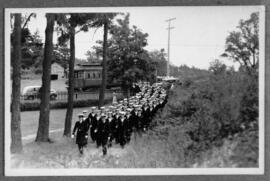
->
[11, 14, 23, 153]
[63, 25, 75, 137]
[99, 20, 108, 107]
[252, 52, 256, 68]
[36, 14, 55, 142]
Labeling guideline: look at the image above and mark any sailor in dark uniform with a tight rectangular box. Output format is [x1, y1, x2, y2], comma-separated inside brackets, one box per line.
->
[113, 109, 121, 144]
[129, 105, 136, 133]
[87, 107, 96, 142]
[125, 108, 133, 144]
[94, 110, 102, 148]
[118, 111, 127, 148]
[152, 99, 158, 115]
[131, 83, 140, 96]
[72, 114, 89, 155]
[98, 112, 109, 155]
[160, 95, 166, 108]
[142, 102, 151, 131]
[132, 105, 139, 133]
[106, 111, 114, 148]
[82, 110, 88, 120]
[82, 110, 90, 134]
[137, 107, 143, 136]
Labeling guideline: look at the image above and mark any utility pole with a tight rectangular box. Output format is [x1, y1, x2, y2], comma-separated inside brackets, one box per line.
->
[165, 18, 176, 77]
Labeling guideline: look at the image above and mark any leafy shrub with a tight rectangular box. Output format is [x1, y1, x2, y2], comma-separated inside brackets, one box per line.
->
[34, 68, 42, 74]
[149, 65, 258, 167]
[231, 126, 258, 167]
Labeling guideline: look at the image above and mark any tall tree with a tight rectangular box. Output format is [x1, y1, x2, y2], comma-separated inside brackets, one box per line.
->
[11, 13, 43, 70]
[89, 13, 117, 107]
[63, 23, 75, 136]
[11, 14, 23, 153]
[36, 14, 55, 142]
[99, 17, 109, 107]
[57, 13, 98, 136]
[221, 12, 259, 74]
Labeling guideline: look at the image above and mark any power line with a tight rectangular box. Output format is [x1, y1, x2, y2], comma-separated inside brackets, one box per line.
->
[165, 17, 176, 77]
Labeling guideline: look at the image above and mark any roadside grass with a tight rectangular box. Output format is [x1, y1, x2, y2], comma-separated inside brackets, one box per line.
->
[11, 131, 185, 169]
[192, 139, 238, 168]
[12, 131, 173, 168]
[21, 108, 80, 137]
[12, 131, 128, 168]
[12, 116, 244, 169]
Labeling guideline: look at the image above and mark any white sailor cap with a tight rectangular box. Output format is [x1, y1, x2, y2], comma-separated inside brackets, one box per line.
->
[119, 111, 126, 115]
[78, 113, 84, 117]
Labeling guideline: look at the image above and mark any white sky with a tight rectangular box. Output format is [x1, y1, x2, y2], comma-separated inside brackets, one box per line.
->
[25, 6, 263, 70]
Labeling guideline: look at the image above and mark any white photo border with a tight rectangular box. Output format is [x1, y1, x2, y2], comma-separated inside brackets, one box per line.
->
[4, 6, 265, 176]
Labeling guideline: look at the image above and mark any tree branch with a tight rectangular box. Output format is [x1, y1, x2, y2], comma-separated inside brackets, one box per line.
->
[22, 13, 35, 30]
[75, 22, 96, 34]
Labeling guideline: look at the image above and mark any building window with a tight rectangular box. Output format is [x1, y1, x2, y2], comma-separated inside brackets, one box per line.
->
[93, 73, 95, 79]
[74, 72, 78, 78]
[78, 72, 83, 78]
[98, 73, 101, 78]
[88, 73, 90, 79]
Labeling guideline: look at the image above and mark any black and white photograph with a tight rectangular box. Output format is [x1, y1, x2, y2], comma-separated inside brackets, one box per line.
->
[4, 6, 265, 176]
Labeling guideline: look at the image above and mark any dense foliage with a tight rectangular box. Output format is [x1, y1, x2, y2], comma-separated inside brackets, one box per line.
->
[148, 60, 258, 166]
[93, 14, 156, 89]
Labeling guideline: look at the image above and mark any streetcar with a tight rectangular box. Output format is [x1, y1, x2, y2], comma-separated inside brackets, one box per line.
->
[73, 62, 121, 91]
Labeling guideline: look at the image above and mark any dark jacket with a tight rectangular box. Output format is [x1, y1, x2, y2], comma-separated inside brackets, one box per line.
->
[107, 117, 115, 138]
[72, 120, 88, 145]
[97, 118, 109, 145]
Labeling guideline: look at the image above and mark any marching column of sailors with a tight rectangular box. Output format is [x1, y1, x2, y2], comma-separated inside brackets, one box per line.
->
[72, 82, 168, 155]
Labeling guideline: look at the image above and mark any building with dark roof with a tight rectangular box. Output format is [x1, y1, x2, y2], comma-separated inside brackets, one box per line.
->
[74, 62, 103, 90]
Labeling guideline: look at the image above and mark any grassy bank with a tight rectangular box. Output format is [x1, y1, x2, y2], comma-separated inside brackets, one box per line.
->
[142, 68, 258, 167]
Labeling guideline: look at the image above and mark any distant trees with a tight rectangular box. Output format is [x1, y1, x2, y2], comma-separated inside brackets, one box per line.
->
[93, 14, 156, 95]
[36, 14, 55, 142]
[209, 59, 227, 75]
[85, 50, 101, 62]
[222, 12, 259, 74]
[11, 14, 23, 153]
[149, 49, 167, 76]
